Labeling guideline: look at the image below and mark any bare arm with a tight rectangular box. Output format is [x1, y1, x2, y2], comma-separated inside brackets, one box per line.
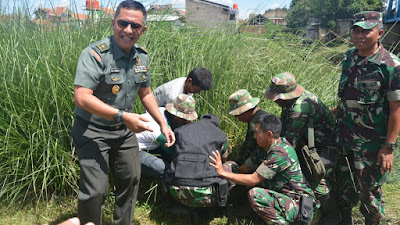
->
[138, 86, 175, 147]
[74, 85, 151, 133]
[209, 151, 264, 186]
[377, 100, 400, 173]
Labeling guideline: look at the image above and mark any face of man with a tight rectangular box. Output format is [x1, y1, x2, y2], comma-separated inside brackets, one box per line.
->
[351, 26, 383, 56]
[184, 79, 202, 94]
[275, 99, 295, 108]
[254, 124, 270, 149]
[112, 8, 147, 53]
[235, 110, 252, 123]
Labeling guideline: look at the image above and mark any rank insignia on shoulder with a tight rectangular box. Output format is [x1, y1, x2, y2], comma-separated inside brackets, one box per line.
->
[96, 43, 109, 52]
[112, 85, 120, 94]
[89, 50, 102, 62]
[135, 66, 147, 73]
[135, 44, 148, 54]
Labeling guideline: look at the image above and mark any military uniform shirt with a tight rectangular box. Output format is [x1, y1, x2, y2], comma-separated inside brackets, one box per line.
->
[74, 36, 151, 126]
[281, 90, 336, 149]
[237, 109, 270, 165]
[248, 137, 315, 200]
[337, 45, 400, 150]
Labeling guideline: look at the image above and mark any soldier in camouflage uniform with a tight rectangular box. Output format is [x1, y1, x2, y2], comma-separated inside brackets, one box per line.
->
[210, 114, 316, 225]
[228, 89, 270, 166]
[335, 11, 400, 225]
[265, 72, 339, 225]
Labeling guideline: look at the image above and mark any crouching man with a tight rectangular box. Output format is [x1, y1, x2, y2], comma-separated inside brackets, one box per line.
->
[210, 114, 316, 224]
[164, 113, 229, 222]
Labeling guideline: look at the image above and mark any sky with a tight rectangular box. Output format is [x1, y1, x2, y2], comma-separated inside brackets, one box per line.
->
[10, 0, 292, 19]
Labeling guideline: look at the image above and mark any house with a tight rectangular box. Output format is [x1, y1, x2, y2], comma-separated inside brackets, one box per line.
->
[246, 9, 287, 26]
[34, 7, 69, 24]
[246, 14, 267, 25]
[185, 0, 238, 29]
[264, 8, 287, 25]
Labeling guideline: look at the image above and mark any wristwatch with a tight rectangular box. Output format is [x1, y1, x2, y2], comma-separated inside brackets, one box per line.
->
[386, 142, 397, 151]
[113, 110, 124, 123]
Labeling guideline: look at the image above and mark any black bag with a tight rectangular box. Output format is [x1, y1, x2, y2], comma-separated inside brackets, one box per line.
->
[299, 100, 325, 184]
[297, 196, 314, 224]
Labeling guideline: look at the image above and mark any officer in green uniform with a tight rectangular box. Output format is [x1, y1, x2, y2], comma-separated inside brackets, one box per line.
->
[71, 1, 175, 225]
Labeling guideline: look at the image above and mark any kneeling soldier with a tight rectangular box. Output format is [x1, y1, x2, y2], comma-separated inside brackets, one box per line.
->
[210, 114, 316, 224]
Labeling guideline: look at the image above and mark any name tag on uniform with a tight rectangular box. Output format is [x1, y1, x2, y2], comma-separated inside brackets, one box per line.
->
[110, 68, 120, 73]
[134, 66, 147, 73]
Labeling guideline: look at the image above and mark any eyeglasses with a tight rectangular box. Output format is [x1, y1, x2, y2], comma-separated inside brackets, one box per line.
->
[117, 20, 143, 30]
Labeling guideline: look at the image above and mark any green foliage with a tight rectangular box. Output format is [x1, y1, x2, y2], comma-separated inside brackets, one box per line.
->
[286, 0, 383, 29]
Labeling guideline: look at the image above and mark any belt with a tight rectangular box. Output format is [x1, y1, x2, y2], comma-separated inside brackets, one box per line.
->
[76, 116, 126, 131]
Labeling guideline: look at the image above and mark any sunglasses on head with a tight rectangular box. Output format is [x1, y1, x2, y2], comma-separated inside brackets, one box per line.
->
[117, 20, 143, 29]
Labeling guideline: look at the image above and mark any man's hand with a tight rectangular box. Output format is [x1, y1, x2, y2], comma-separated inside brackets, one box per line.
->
[377, 145, 394, 174]
[123, 112, 152, 133]
[209, 150, 225, 176]
[54, 217, 94, 225]
[161, 124, 175, 147]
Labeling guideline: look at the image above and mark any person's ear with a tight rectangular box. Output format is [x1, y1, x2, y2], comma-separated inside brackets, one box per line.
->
[140, 25, 147, 36]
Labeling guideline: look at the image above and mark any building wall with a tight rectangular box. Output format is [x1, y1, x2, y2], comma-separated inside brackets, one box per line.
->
[336, 19, 351, 36]
[186, 0, 236, 29]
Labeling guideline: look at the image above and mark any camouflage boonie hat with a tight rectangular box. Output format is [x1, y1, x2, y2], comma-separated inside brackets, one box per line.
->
[352, 11, 383, 30]
[228, 89, 260, 116]
[166, 94, 198, 121]
[264, 72, 305, 101]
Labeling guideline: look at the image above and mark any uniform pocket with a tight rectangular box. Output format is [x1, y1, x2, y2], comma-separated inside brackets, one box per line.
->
[105, 73, 125, 85]
[174, 154, 207, 179]
[133, 72, 149, 84]
[357, 80, 381, 104]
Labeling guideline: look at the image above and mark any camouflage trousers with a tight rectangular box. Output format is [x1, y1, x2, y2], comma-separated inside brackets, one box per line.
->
[248, 187, 302, 225]
[335, 146, 387, 222]
[169, 185, 216, 207]
[168, 162, 237, 208]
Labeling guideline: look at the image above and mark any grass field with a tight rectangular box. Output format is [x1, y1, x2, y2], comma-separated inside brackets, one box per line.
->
[0, 7, 399, 225]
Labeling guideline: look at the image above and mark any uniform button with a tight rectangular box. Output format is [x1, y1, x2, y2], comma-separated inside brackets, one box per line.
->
[128, 81, 130, 83]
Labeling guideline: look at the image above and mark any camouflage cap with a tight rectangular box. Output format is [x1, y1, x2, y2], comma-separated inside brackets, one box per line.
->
[352, 11, 383, 30]
[228, 89, 260, 116]
[264, 72, 305, 101]
[166, 94, 198, 121]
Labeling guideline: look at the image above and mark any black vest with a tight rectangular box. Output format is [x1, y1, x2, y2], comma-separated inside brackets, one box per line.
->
[165, 114, 227, 187]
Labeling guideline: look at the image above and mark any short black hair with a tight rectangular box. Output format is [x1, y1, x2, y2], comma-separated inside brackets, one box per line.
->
[187, 67, 213, 90]
[115, 0, 147, 25]
[256, 114, 282, 138]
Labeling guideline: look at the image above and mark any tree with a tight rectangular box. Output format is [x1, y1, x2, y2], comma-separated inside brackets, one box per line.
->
[286, 0, 383, 29]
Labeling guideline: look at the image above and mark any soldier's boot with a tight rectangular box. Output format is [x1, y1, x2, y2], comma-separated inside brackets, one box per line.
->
[337, 208, 353, 225]
[318, 193, 341, 225]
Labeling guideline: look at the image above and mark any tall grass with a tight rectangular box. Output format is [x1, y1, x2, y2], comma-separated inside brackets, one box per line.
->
[0, 6, 398, 204]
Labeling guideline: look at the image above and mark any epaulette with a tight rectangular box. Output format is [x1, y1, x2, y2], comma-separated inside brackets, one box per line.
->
[96, 43, 110, 53]
[135, 43, 148, 54]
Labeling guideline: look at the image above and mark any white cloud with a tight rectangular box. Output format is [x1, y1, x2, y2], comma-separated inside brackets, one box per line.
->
[33, 1, 45, 8]
[57, 0, 71, 7]
[269, 3, 280, 9]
